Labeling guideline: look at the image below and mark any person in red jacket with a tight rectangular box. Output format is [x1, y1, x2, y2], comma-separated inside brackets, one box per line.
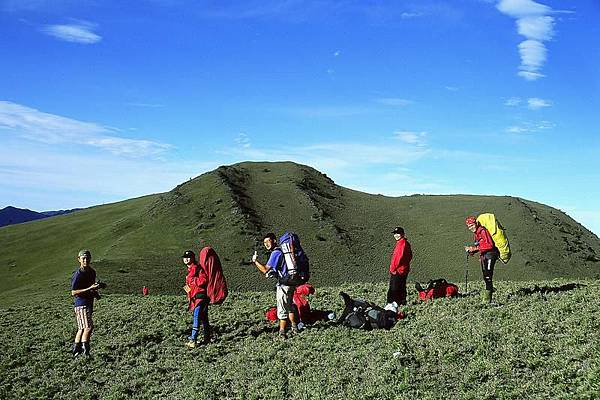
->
[182, 250, 210, 348]
[386, 226, 413, 307]
[464, 216, 500, 303]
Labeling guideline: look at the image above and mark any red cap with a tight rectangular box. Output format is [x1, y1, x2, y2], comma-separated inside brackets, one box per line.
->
[465, 216, 477, 226]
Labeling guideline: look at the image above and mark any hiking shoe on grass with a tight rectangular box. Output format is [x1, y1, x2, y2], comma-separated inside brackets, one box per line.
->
[274, 331, 287, 341]
[71, 343, 83, 357]
[185, 340, 197, 348]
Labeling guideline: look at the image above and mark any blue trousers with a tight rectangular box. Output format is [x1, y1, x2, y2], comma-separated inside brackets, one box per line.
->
[190, 299, 210, 341]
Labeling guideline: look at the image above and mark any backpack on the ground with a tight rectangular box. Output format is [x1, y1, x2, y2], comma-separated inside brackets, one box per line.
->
[476, 213, 511, 264]
[338, 292, 398, 330]
[199, 246, 228, 305]
[415, 279, 459, 300]
[278, 231, 310, 286]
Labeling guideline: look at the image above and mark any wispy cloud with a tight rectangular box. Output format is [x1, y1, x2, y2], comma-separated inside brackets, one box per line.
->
[496, 0, 564, 80]
[504, 96, 551, 109]
[445, 86, 459, 92]
[374, 98, 413, 107]
[506, 120, 554, 134]
[41, 21, 102, 44]
[394, 131, 427, 147]
[401, 12, 423, 19]
[0, 101, 170, 157]
[527, 97, 552, 109]
[234, 133, 251, 148]
[220, 132, 429, 169]
[504, 96, 522, 106]
[0, 140, 218, 210]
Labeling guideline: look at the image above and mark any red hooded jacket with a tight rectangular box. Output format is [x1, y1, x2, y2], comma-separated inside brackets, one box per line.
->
[473, 225, 495, 254]
[389, 238, 412, 275]
[185, 262, 208, 311]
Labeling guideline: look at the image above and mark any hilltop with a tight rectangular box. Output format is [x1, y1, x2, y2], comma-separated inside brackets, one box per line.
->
[1, 161, 599, 300]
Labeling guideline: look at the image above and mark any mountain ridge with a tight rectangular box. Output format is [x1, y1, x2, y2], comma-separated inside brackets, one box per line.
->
[1, 161, 599, 301]
[0, 206, 81, 227]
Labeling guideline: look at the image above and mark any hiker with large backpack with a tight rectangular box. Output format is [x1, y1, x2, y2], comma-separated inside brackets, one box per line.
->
[464, 216, 501, 303]
[386, 226, 413, 309]
[252, 232, 306, 339]
[182, 247, 228, 348]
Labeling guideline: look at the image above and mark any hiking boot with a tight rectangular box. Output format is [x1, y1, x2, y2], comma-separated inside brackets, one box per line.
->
[274, 331, 287, 341]
[71, 342, 83, 357]
[202, 328, 213, 344]
[82, 342, 91, 357]
[185, 340, 197, 348]
[481, 290, 492, 304]
[289, 326, 299, 336]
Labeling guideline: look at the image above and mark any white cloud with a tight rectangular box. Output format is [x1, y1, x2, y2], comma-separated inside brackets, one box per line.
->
[0, 101, 170, 157]
[333, 50, 341, 57]
[497, 0, 551, 17]
[517, 15, 554, 41]
[518, 39, 547, 71]
[504, 97, 522, 106]
[374, 98, 412, 107]
[234, 133, 251, 148]
[0, 141, 217, 210]
[41, 21, 102, 44]
[401, 12, 423, 19]
[219, 132, 430, 172]
[394, 131, 427, 146]
[445, 86, 459, 92]
[527, 97, 552, 109]
[506, 120, 554, 134]
[496, 0, 560, 81]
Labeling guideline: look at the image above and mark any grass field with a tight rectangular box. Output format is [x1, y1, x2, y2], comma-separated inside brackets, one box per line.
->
[1, 279, 599, 399]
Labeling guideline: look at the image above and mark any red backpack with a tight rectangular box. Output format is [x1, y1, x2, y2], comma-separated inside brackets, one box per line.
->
[199, 247, 228, 305]
[416, 279, 459, 300]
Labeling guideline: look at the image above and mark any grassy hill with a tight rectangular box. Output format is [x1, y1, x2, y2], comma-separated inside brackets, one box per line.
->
[1, 161, 599, 302]
[1, 279, 598, 399]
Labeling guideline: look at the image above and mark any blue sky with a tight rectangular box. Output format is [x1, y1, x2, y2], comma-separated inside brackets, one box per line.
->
[1, 0, 599, 235]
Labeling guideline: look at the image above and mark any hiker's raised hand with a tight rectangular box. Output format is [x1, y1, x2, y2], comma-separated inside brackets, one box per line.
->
[252, 251, 258, 263]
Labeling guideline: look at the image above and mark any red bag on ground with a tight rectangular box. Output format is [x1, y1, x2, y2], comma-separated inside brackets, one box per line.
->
[293, 283, 315, 323]
[199, 246, 228, 305]
[265, 307, 278, 321]
[417, 279, 459, 301]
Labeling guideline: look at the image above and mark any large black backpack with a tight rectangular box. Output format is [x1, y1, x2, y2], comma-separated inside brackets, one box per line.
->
[338, 292, 397, 330]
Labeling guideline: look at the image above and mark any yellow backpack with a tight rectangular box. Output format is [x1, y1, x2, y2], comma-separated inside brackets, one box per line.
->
[476, 213, 511, 264]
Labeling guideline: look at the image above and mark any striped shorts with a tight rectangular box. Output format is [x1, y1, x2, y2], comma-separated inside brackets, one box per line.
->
[74, 305, 94, 329]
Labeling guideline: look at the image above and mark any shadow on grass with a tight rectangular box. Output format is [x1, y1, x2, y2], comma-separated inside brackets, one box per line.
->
[510, 283, 586, 297]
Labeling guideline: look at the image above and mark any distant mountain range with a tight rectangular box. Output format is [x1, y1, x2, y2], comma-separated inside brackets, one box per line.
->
[0, 206, 80, 227]
[1, 161, 599, 299]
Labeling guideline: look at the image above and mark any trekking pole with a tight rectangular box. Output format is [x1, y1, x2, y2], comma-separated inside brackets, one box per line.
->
[464, 251, 469, 294]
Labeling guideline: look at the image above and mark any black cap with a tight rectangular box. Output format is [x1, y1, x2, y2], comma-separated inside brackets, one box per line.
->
[182, 250, 195, 259]
[392, 227, 405, 235]
[78, 249, 91, 258]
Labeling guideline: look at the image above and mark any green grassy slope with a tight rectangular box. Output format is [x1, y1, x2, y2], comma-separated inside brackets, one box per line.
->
[1, 161, 599, 301]
[1, 279, 599, 399]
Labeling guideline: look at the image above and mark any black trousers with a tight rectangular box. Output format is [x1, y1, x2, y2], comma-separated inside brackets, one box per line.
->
[387, 273, 408, 305]
[480, 250, 499, 291]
